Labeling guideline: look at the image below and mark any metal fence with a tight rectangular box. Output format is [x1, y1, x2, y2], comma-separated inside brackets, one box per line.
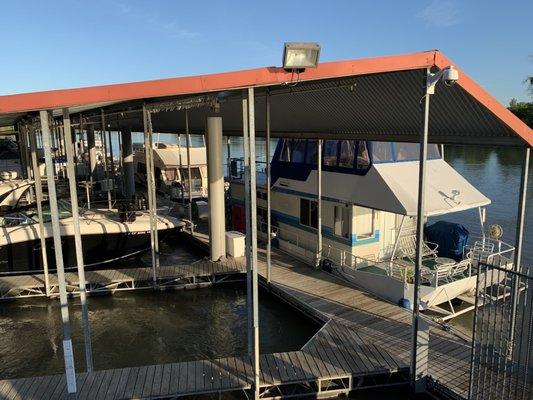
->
[469, 262, 532, 399]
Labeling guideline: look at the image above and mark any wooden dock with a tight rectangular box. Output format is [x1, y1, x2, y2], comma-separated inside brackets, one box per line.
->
[1, 232, 529, 399]
[0, 258, 245, 300]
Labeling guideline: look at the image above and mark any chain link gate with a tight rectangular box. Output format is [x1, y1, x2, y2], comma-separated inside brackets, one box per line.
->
[469, 262, 533, 399]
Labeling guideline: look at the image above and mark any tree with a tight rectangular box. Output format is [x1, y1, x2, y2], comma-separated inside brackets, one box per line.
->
[508, 99, 533, 128]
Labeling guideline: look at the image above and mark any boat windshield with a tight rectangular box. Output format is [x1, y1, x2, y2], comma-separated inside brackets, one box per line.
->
[0, 199, 72, 227]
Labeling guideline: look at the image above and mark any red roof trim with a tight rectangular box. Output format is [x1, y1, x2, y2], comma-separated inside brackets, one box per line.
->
[0, 51, 436, 114]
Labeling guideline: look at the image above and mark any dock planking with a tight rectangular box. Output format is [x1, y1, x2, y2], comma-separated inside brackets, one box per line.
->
[2, 235, 529, 399]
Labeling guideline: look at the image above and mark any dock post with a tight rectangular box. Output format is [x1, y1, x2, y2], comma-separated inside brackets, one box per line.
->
[63, 108, 94, 372]
[101, 110, 112, 210]
[266, 91, 272, 284]
[177, 133, 185, 203]
[248, 87, 261, 400]
[242, 95, 253, 356]
[411, 68, 431, 392]
[206, 116, 226, 261]
[317, 139, 323, 267]
[40, 110, 77, 395]
[28, 123, 51, 297]
[87, 124, 97, 185]
[121, 127, 135, 199]
[508, 147, 530, 348]
[143, 105, 160, 286]
[185, 111, 194, 233]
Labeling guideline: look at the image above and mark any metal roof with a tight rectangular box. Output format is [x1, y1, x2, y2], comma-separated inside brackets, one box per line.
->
[0, 50, 531, 147]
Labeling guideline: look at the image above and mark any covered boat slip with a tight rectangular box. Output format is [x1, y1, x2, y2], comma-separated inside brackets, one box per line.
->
[0, 49, 531, 399]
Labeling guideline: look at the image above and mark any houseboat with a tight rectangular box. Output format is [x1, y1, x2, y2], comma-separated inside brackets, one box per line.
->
[134, 142, 208, 200]
[229, 139, 514, 319]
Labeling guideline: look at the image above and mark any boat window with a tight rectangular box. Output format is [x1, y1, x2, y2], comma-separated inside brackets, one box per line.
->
[300, 198, 318, 229]
[394, 142, 420, 161]
[306, 140, 318, 165]
[334, 205, 350, 238]
[371, 142, 393, 163]
[164, 168, 177, 181]
[338, 140, 356, 168]
[179, 167, 202, 191]
[355, 206, 374, 238]
[323, 140, 338, 167]
[292, 139, 307, 163]
[356, 141, 370, 169]
[278, 139, 291, 162]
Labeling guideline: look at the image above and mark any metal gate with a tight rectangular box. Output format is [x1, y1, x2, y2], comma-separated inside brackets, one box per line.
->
[469, 262, 533, 399]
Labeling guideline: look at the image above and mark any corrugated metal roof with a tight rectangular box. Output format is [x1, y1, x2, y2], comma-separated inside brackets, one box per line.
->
[0, 50, 530, 146]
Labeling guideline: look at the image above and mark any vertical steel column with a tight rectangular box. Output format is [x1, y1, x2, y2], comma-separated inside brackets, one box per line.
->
[317, 139, 323, 267]
[28, 124, 51, 296]
[40, 111, 77, 394]
[242, 94, 253, 356]
[177, 134, 185, 203]
[206, 117, 226, 261]
[185, 111, 194, 233]
[266, 91, 272, 283]
[143, 106, 159, 285]
[411, 68, 431, 392]
[248, 87, 260, 400]
[87, 124, 97, 184]
[508, 147, 530, 346]
[121, 128, 135, 199]
[63, 109, 94, 372]
[226, 136, 231, 181]
[100, 110, 112, 209]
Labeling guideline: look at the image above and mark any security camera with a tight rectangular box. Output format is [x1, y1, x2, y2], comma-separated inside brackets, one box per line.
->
[443, 66, 459, 86]
[426, 65, 460, 93]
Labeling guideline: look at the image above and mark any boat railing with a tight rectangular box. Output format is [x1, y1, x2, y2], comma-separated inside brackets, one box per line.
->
[228, 157, 268, 180]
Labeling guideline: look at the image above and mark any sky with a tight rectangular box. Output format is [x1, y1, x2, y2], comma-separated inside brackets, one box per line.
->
[0, 0, 531, 105]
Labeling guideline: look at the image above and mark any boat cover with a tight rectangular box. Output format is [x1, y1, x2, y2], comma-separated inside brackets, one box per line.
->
[425, 221, 469, 261]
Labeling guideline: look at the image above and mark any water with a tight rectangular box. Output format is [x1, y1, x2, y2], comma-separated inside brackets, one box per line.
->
[0, 283, 318, 379]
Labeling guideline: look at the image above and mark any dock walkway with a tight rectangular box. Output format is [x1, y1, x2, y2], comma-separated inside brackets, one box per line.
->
[1, 232, 528, 399]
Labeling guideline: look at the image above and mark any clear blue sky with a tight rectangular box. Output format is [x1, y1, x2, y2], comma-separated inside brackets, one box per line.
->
[0, 0, 531, 105]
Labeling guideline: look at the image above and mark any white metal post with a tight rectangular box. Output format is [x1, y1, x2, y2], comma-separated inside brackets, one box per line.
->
[40, 111, 77, 394]
[242, 95, 253, 357]
[63, 109, 94, 372]
[177, 133, 185, 203]
[185, 111, 194, 233]
[266, 91, 272, 284]
[121, 127, 135, 199]
[28, 124, 51, 296]
[508, 147, 530, 347]
[143, 106, 159, 286]
[248, 87, 260, 400]
[317, 139, 323, 267]
[411, 68, 431, 392]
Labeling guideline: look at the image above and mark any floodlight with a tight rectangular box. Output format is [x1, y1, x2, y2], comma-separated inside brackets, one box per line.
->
[283, 43, 321, 70]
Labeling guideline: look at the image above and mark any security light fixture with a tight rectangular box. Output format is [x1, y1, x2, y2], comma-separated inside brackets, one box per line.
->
[283, 42, 321, 71]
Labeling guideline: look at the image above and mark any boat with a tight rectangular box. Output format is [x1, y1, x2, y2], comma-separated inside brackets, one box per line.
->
[134, 142, 208, 200]
[0, 174, 34, 210]
[0, 199, 184, 274]
[229, 139, 515, 319]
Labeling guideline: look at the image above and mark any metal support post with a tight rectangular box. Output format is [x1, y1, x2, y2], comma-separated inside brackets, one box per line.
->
[101, 110, 112, 209]
[177, 134, 185, 203]
[226, 136, 231, 181]
[317, 139, 323, 267]
[242, 95, 253, 357]
[411, 68, 431, 392]
[143, 106, 159, 286]
[206, 117, 226, 261]
[28, 124, 50, 296]
[248, 87, 260, 400]
[121, 128, 135, 199]
[87, 124, 97, 183]
[266, 91, 272, 283]
[63, 109, 93, 372]
[508, 147, 530, 347]
[40, 111, 77, 394]
[185, 111, 194, 233]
